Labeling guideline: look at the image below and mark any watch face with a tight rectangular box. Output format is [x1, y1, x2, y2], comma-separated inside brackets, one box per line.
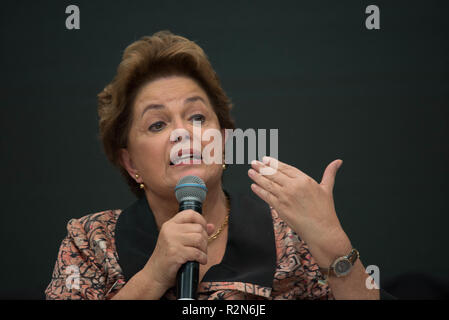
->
[334, 259, 352, 276]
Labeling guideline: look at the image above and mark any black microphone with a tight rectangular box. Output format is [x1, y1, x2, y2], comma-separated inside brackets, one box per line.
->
[174, 175, 207, 300]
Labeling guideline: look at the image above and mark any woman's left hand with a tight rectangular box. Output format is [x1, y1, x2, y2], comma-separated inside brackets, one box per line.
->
[248, 157, 352, 267]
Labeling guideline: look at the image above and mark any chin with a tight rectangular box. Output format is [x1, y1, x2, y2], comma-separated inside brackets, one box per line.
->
[169, 164, 220, 186]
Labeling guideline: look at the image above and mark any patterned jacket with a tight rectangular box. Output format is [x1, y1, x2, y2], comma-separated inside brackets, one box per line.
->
[45, 192, 333, 300]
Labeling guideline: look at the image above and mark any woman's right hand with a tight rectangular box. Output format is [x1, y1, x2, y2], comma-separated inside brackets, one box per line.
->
[141, 209, 215, 295]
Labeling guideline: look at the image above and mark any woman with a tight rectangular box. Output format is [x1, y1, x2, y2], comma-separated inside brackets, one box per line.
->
[45, 30, 390, 300]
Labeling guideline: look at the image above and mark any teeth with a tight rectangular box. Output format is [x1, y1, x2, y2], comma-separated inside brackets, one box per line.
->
[172, 153, 201, 165]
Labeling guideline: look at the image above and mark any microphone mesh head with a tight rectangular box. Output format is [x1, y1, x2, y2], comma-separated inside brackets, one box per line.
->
[175, 175, 207, 203]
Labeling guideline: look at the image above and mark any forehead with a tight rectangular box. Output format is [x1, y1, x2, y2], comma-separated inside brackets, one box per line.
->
[134, 76, 209, 110]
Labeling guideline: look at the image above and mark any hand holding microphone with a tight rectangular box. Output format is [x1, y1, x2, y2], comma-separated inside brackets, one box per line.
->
[174, 175, 208, 299]
[141, 176, 212, 299]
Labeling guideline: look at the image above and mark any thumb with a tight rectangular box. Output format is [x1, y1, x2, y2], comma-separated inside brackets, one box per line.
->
[206, 223, 215, 237]
[320, 159, 343, 192]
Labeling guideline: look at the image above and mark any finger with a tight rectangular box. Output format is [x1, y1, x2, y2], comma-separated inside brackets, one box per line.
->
[182, 247, 208, 265]
[248, 168, 281, 197]
[250, 160, 289, 186]
[182, 232, 208, 253]
[180, 223, 207, 235]
[250, 183, 277, 208]
[180, 224, 209, 244]
[175, 210, 207, 229]
[261, 156, 305, 179]
[320, 159, 343, 193]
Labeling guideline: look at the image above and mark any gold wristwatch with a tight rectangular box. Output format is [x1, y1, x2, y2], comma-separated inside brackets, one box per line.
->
[319, 248, 360, 279]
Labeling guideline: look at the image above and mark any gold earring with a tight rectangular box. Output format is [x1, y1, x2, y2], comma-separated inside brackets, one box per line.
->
[222, 155, 227, 170]
[135, 173, 144, 189]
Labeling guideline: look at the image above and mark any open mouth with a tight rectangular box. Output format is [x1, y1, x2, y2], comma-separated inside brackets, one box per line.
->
[169, 149, 202, 166]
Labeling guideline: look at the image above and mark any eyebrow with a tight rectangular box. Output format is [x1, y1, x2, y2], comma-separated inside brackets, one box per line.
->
[140, 95, 207, 119]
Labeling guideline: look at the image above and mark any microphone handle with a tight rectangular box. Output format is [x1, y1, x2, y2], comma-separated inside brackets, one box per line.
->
[176, 200, 202, 300]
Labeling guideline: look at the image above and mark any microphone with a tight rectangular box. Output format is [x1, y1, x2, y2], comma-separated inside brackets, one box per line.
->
[174, 175, 207, 300]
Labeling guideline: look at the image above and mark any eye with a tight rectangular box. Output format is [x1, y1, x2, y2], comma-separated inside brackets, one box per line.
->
[190, 114, 205, 123]
[148, 121, 166, 132]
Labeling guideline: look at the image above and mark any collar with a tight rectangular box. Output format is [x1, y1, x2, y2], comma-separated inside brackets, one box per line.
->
[115, 190, 276, 291]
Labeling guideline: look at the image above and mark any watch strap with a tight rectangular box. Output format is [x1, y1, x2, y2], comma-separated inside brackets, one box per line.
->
[347, 248, 360, 265]
[318, 248, 360, 278]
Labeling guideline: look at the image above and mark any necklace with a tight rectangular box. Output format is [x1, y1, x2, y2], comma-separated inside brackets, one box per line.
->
[208, 196, 230, 243]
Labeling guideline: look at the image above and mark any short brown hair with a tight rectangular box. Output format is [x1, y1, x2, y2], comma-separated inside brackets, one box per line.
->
[97, 30, 235, 198]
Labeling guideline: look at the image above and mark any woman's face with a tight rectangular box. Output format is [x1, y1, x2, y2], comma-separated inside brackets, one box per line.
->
[121, 75, 224, 198]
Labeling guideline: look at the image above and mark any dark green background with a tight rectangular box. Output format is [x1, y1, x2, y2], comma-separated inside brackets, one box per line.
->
[1, 0, 448, 299]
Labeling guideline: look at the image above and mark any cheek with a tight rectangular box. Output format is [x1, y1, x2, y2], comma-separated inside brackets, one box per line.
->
[199, 124, 224, 157]
[133, 137, 167, 171]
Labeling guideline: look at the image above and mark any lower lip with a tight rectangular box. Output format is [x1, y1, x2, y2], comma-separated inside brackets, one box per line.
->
[171, 160, 202, 167]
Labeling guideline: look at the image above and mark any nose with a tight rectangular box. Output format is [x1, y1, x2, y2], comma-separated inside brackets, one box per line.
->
[170, 120, 193, 145]
[175, 134, 188, 143]
[170, 131, 190, 144]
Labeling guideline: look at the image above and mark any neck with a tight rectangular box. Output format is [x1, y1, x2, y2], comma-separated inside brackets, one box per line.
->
[144, 182, 228, 231]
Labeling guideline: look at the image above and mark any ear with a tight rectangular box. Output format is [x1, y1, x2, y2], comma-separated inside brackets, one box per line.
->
[119, 148, 141, 183]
